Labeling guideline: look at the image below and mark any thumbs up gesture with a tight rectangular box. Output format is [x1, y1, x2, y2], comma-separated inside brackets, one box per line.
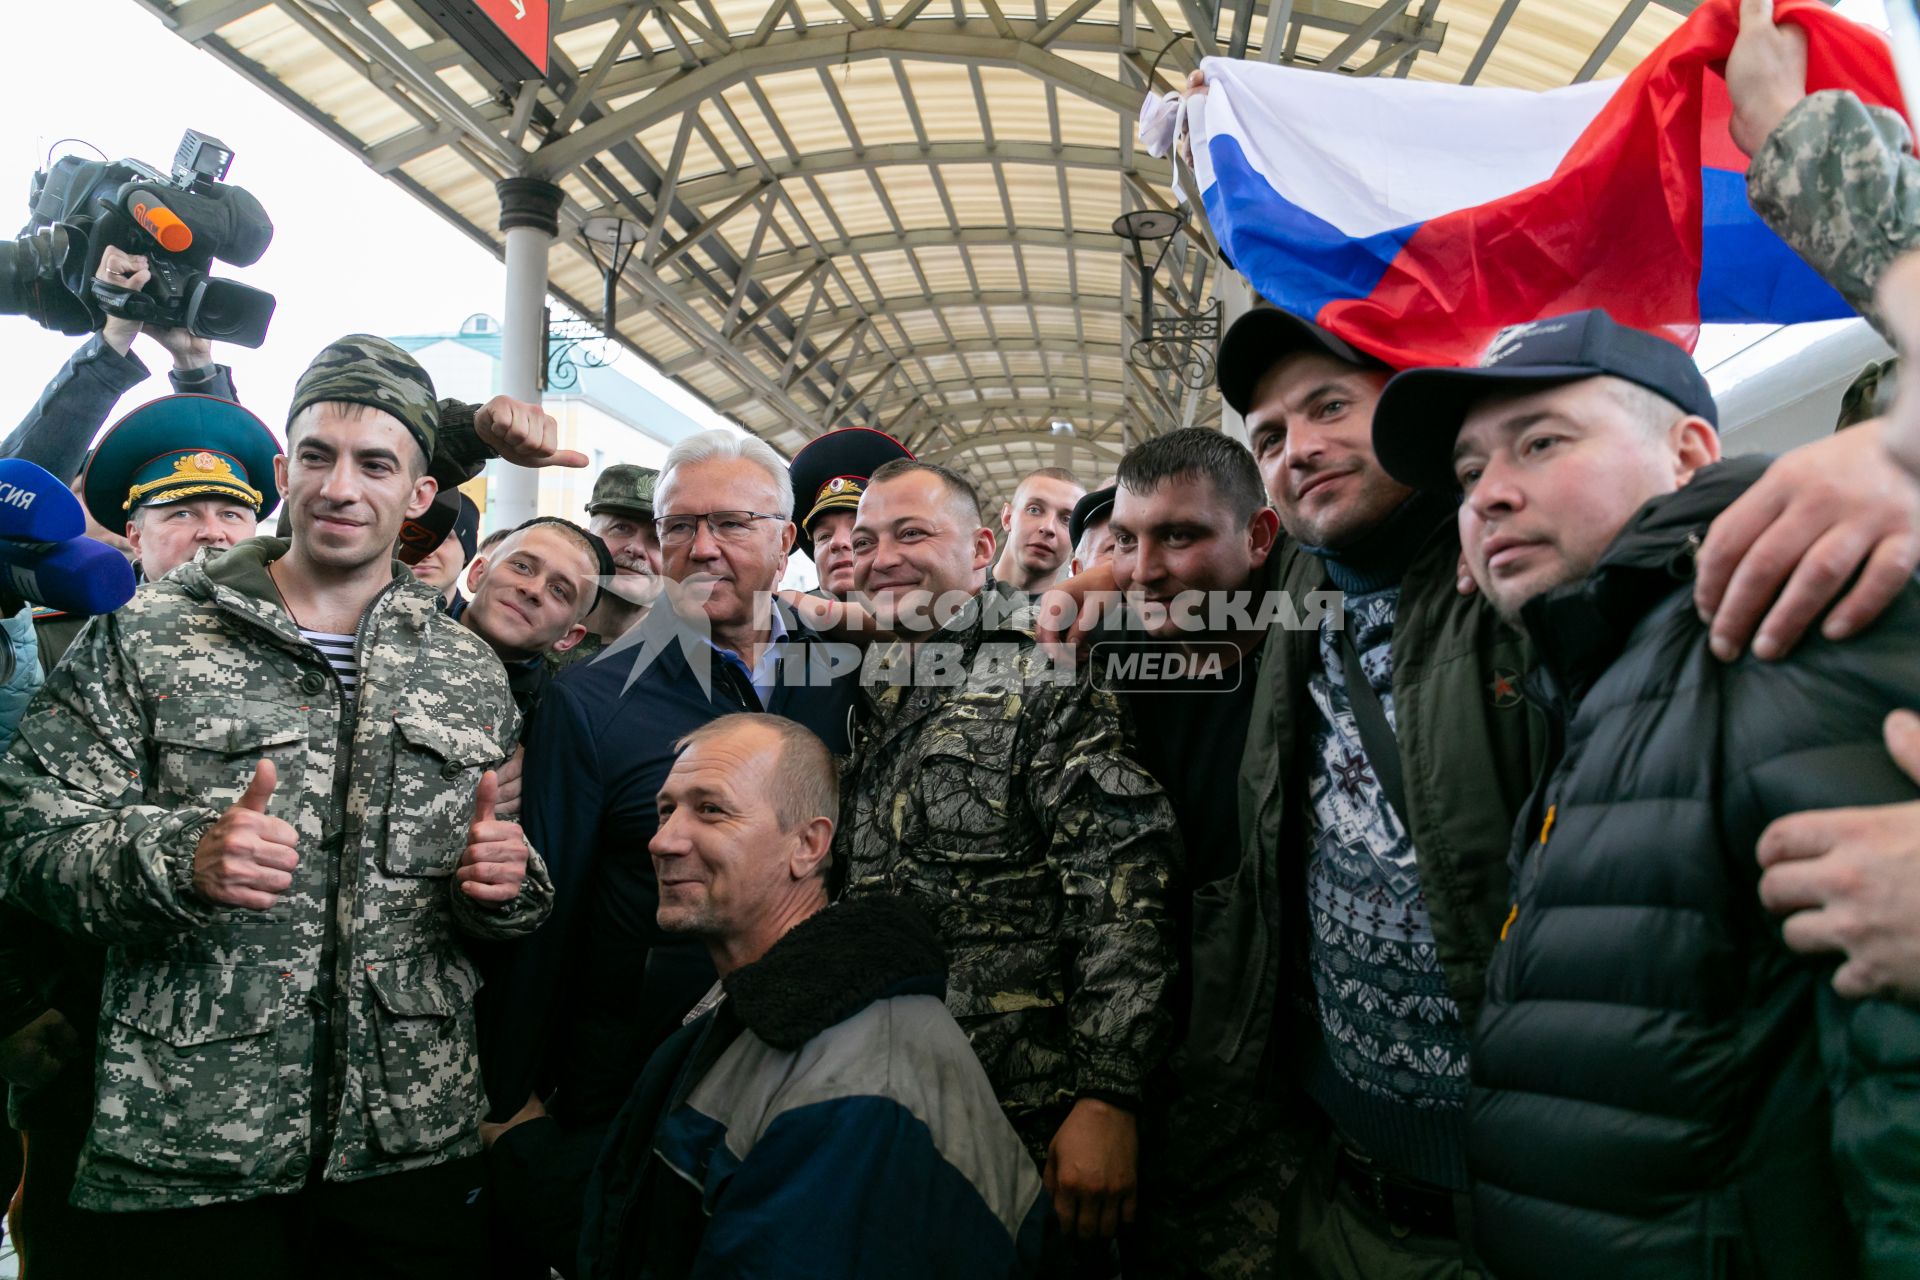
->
[192, 760, 301, 911]
[458, 770, 531, 906]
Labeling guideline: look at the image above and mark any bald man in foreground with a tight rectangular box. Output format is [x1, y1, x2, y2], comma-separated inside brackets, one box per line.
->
[486, 713, 1047, 1279]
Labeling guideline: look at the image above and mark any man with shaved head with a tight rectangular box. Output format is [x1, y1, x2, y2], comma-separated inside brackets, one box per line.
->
[487, 713, 1046, 1279]
[992, 467, 1086, 597]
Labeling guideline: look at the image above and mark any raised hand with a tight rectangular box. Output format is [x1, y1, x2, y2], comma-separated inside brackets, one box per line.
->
[474, 396, 589, 469]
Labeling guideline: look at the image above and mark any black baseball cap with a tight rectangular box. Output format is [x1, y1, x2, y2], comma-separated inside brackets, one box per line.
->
[452, 492, 482, 562]
[1069, 485, 1116, 548]
[1372, 309, 1719, 492]
[1216, 307, 1388, 417]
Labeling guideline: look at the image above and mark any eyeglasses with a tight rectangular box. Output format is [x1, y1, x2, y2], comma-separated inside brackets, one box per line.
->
[654, 510, 785, 546]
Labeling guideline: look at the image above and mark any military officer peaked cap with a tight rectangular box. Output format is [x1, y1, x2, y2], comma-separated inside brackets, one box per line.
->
[81, 393, 282, 532]
[788, 427, 913, 559]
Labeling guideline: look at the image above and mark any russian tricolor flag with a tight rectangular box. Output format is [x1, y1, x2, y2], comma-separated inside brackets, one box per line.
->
[1191, 0, 1909, 368]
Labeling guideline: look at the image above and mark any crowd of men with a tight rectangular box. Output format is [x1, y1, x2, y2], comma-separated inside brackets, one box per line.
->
[2, 2, 1920, 1276]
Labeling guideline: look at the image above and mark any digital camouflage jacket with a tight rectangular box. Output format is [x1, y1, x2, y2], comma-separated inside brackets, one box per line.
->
[836, 596, 1180, 1122]
[0, 537, 554, 1211]
[1748, 89, 1920, 339]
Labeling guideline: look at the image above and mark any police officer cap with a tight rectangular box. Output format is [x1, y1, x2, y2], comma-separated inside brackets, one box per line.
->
[788, 427, 913, 560]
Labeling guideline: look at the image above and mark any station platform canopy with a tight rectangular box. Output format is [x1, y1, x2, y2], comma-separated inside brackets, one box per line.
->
[138, 0, 1699, 494]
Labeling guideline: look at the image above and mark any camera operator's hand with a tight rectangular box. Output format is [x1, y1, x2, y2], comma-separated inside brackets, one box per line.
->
[474, 395, 589, 470]
[95, 247, 151, 355]
[143, 322, 213, 373]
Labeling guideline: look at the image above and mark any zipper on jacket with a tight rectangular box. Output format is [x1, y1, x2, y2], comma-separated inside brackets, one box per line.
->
[313, 576, 400, 1177]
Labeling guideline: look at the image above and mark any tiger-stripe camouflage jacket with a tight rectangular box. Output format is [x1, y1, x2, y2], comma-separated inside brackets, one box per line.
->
[836, 594, 1181, 1130]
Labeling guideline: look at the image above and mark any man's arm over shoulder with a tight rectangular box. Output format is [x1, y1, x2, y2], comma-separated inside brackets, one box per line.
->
[1722, 585, 1920, 1274]
[0, 607, 224, 942]
[1748, 90, 1920, 336]
[1023, 675, 1180, 1101]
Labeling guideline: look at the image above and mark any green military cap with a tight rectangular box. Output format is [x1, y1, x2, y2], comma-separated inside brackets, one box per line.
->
[288, 334, 439, 461]
[81, 393, 281, 530]
[585, 464, 658, 519]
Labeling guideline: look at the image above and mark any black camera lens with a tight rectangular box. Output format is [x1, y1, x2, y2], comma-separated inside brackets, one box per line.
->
[0, 227, 94, 334]
[186, 277, 276, 349]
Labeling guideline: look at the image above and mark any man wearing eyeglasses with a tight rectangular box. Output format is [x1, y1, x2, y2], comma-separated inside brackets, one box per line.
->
[476, 431, 864, 1153]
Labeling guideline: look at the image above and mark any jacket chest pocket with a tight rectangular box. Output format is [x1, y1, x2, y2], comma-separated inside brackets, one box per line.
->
[361, 951, 485, 1156]
[383, 714, 507, 878]
[149, 697, 309, 814]
[91, 962, 285, 1180]
[904, 718, 1021, 852]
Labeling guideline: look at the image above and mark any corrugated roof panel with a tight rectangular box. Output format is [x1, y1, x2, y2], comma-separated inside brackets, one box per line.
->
[156, 0, 1700, 486]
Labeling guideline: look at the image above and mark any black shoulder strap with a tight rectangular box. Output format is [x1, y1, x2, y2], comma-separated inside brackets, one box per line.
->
[1337, 623, 1412, 838]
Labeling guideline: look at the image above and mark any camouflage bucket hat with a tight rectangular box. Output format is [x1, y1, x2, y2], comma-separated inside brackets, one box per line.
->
[585, 463, 658, 518]
[288, 334, 439, 461]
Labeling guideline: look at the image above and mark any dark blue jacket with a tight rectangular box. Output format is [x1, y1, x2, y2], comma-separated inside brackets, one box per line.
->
[476, 600, 860, 1121]
[1471, 462, 1920, 1279]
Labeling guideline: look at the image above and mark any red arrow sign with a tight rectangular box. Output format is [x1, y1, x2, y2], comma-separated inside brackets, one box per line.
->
[472, 0, 549, 75]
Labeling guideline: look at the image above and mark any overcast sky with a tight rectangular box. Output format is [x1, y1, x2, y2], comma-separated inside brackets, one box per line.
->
[0, 0, 1896, 459]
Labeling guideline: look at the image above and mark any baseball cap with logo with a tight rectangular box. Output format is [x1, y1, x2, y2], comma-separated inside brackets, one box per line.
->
[1371, 309, 1718, 492]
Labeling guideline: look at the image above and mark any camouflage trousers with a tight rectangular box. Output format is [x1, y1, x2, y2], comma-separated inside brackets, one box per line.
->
[1124, 1092, 1307, 1280]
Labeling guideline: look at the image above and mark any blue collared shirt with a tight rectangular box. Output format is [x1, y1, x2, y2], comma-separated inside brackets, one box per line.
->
[707, 605, 788, 708]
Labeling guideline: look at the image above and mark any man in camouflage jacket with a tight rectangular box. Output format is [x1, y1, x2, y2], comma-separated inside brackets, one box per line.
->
[0, 336, 552, 1275]
[835, 459, 1179, 1246]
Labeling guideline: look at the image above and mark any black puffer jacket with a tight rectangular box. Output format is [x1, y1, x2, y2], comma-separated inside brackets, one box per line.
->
[1469, 461, 1920, 1280]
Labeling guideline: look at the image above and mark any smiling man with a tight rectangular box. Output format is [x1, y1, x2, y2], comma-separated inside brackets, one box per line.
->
[838, 458, 1178, 1258]
[487, 714, 1047, 1280]
[0, 334, 552, 1280]
[1373, 309, 1920, 1279]
[485, 431, 862, 1147]
[457, 516, 610, 715]
[991, 467, 1085, 598]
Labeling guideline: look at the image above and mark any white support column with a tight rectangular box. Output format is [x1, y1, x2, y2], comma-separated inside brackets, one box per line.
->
[1216, 267, 1256, 446]
[492, 178, 566, 529]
